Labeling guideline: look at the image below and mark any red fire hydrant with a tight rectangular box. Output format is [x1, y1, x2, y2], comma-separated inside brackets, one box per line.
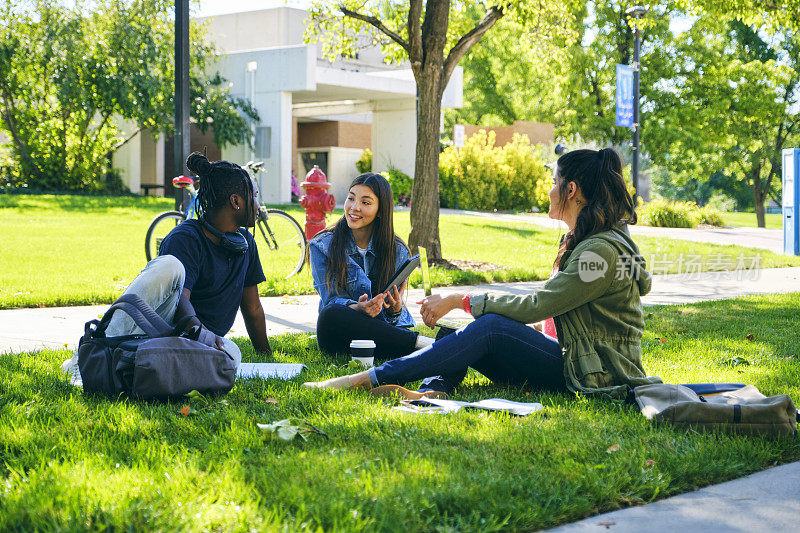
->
[299, 165, 335, 240]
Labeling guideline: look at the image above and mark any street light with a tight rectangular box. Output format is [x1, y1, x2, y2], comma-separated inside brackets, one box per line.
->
[625, 5, 647, 203]
[174, 0, 190, 210]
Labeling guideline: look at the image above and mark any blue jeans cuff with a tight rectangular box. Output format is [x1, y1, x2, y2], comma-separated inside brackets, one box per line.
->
[368, 367, 380, 387]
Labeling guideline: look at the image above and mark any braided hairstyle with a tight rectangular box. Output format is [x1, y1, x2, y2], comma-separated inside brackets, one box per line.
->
[554, 148, 636, 269]
[185, 152, 254, 221]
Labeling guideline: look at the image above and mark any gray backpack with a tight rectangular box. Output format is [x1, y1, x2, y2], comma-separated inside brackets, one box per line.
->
[633, 383, 798, 436]
[77, 293, 236, 400]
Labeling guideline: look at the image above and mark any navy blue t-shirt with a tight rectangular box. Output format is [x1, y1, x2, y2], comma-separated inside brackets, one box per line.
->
[158, 219, 266, 336]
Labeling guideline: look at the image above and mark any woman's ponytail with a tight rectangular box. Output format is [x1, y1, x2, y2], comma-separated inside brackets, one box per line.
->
[554, 147, 636, 269]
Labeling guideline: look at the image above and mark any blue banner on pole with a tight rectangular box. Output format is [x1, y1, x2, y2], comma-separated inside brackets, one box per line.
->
[616, 64, 634, 128]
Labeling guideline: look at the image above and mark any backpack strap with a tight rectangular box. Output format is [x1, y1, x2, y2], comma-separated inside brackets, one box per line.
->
[171, 315, 197, 335]
[169, 315, 217, 347]
[93, 293, 174, 338]
[195, 326, 217, 347]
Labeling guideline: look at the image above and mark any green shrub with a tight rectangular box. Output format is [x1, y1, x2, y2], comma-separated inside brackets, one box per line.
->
[698, 206, 725, 226]
[439, 130, 550, 211]
[638, 198, 726, 228]
[533, 176, 552, 213]
[638, 198, 698, 228]
[706, 193, 737, 213]
[381, 165, 413, 206]
[355, 149, 372, 174]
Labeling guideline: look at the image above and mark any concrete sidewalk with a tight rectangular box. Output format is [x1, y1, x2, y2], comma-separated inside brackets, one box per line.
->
[3, 267, 800, 354]
[548, 461, 800, 532]
[438, 208, 785, 253]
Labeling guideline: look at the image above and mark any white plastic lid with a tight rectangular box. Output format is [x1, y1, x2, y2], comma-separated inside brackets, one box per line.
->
[349, 339, 376, 348]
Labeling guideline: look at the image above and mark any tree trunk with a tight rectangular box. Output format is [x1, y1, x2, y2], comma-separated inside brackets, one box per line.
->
[408, 68, 444, 260]
[336, 1, 503, 261]
[754, 189, 766, 228]
[752, 167, 766, 228]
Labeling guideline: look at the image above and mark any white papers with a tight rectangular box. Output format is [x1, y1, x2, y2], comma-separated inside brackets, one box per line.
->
[236, 363, 306, 380]
[404, 399, 469, 414]
[467, 398, 544, 416]
[394, 397, 543, 416]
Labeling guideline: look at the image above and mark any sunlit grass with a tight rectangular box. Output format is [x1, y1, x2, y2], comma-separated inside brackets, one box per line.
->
[2, 195, 799, 308]
[1, 293, 798, 530]
[721, 211, 781, 229]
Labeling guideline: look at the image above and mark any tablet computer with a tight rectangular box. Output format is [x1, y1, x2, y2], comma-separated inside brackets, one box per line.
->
[381, 254, 420, 293]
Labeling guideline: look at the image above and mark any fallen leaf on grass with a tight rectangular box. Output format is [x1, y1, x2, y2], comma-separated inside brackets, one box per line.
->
[719, 356, 750, 367]
[606, 444, 620, 454]
[179, 405, 192, 417]
[264, 398, 278, 404]
[258, 419, 328, 442]
[645, 459, 655, 467]
[258, 419, 300, 441]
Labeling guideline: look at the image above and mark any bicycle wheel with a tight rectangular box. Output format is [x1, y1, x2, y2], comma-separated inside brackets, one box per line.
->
[145, 211, 186, 262]
[256, 209, 307, 278]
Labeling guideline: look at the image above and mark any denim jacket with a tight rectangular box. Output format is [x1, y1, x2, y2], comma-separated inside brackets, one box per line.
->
[309, 230, 415, 327]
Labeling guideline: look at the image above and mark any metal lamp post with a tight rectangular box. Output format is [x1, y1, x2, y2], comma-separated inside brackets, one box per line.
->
[625, 5, 647, 203]
[174, 0, 190, 210]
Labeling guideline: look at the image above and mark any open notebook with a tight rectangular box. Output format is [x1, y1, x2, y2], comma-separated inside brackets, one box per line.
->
[394, 397, 543, 416]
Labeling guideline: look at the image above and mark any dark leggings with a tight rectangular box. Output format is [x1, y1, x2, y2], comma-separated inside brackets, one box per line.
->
[316, 303, 419, 361]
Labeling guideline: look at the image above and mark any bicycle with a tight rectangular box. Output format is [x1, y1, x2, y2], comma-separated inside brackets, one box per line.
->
[144, 162, 308, 278]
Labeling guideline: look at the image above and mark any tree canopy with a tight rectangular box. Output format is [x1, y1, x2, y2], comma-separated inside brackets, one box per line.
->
[646, 18, 799, 225]
[443, 5, 568, 133]
[447, 1, 798, 227]
[0, 0, 257, 191]
[307, 0, 575, 258]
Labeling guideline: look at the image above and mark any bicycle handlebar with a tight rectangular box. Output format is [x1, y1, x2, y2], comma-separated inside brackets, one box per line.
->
[244, 160, 266, 174]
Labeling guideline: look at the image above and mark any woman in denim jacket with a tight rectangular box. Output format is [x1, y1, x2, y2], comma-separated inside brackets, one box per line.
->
[309, 173, 435, 360]
[305, 149, 660, 399]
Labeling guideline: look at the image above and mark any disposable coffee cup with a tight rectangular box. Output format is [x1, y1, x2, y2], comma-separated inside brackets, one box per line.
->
[350, 339, 376, 368]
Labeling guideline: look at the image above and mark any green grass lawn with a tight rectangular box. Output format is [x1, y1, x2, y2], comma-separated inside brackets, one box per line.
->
[721, 211, 782, 229]
[1, 293, 798, 531]
[2, 194, 799, 309]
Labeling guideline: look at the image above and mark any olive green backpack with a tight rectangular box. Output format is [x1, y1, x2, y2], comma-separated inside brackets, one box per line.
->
[633, 384, 798, 436]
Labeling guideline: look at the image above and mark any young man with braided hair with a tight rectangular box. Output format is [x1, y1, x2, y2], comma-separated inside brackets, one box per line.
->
[61, 152, 271, 378]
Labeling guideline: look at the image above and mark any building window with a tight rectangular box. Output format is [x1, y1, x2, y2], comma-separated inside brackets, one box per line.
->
[255, 126, 271, 160]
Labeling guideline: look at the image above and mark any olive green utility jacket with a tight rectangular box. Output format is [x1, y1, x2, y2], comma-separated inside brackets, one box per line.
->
[469, 224, 662, 399]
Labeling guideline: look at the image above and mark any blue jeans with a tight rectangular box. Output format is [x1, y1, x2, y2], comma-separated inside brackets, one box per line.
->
[371, 314, 565, 394]
[106, 255, 242, 368]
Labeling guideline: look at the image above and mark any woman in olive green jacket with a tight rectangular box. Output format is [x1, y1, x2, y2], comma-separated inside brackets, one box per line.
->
[304, 148, 661, 399]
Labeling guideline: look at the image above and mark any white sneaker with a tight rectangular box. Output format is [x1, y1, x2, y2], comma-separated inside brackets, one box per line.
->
[60, 351, 82, 386]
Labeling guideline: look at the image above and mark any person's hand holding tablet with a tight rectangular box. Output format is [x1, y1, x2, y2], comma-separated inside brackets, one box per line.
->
[383, 281, 406, 315]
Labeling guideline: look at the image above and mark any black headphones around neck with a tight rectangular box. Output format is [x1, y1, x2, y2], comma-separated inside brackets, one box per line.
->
[201, 216, 249, 255]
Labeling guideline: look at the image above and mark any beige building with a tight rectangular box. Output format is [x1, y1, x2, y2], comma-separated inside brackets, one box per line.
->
[112, 6, 463, 204]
